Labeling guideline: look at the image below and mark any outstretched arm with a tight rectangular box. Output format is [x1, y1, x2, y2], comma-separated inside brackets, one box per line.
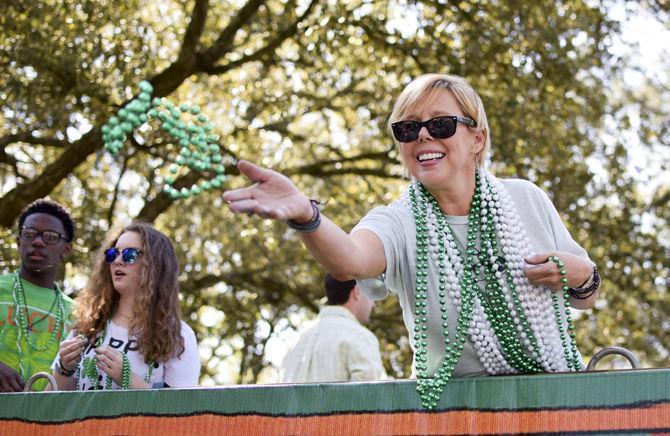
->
[223, 160, 386, 279]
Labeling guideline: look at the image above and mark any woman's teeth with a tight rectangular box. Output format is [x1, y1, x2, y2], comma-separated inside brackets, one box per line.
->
[417, 152, 445, 162]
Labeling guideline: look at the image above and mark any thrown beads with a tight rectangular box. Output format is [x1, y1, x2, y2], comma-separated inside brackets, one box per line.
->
[101, 80, 227, 200]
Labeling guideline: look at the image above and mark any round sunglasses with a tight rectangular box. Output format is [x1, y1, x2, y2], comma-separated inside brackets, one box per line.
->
[104, 247, 143, 264]
[391, 115, 476, 143]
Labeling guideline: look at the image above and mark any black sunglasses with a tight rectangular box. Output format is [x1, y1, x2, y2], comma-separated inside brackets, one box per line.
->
[19, 226, 68, 245]
[104, 247, 143, 264]
[391, 115, 476, 143]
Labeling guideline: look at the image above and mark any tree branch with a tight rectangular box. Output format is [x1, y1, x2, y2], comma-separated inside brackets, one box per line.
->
[284, 148, 395, 176]
[0, 132, 69, 148]
[195, 0, 267, 69]
[0, 129, 102, 228]
[202, 0, 318, 75]
[151, 0, 211, 97]
[106, 151, 134, 229]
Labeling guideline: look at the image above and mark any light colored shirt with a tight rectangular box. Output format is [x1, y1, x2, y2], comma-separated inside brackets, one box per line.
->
[54, 319, 200, 389]
[353, 177, 591, 378]
[280, 305, 385, 383]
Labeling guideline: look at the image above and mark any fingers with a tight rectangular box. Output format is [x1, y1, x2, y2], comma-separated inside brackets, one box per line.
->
[0, 373, 24, 392]
[237, 160, 274, 183]
[61, 337, 85, 354]
[522, 253, 557, 287]
[95, 347, 121, 368]
[524, 253, 550, 265]
[222, 185, 258, 203]
[8, 375, 24, 392]
[95, 348, 126, 385]
[59, 336, 87, 370]
[523, 261, 552, 281]
[61, 346, 84, 370]
[227, 198, 261, 214]
[226, 199, 289, 220]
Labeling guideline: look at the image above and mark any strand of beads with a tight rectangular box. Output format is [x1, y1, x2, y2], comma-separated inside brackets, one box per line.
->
[488, 177, 566, 371]
[78, 323, 109, 390]
[410, 181, 475, 410]
[419, 180, 514, 375]
[121, 353, 131, 389]
[11, 272, 65, 379]
[77, 321, 155, 390]
[101, 80, 227, 200]
[476, 176, 544, 373]
[547, 255, 581, 370]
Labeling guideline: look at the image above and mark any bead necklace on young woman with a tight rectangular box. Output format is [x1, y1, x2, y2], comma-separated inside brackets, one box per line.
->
[77, 320, 154, 390]
[10, 271, 65, 379]
[405, 170, 580, 409]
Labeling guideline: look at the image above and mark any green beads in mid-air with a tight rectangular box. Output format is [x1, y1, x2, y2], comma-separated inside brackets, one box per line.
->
[101, 80, 226, 199]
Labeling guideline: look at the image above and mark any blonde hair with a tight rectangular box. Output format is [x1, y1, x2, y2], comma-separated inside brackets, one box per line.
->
[388, 73, 490, 168]
[73, 222, 185, 363]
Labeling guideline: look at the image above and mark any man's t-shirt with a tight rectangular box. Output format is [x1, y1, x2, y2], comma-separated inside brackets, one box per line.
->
[0, 273, 75, 388]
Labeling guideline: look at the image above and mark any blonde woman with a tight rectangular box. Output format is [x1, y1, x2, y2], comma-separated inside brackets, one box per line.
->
[52, 222, 199, 390]
[223, 74, 599, 408]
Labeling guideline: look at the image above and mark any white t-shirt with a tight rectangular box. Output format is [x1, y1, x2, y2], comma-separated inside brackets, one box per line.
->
[55, 320, 200, 390]
[353, 177, 592, 378]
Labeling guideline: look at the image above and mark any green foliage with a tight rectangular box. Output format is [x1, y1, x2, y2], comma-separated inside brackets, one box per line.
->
[1, 0, 667, 383]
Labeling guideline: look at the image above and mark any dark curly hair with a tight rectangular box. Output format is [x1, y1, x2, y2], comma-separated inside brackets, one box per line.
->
[17, 199, 75, 242]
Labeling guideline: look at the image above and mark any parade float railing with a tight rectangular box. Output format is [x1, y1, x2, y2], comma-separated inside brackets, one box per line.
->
[1, 368, 669, 435]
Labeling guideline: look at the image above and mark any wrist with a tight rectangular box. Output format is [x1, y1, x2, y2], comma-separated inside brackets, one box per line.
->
[287, 199, 322, 232]
[568, 266, 600, 300]
[55, 358, 77, 377]
[293, 198, 317, 224]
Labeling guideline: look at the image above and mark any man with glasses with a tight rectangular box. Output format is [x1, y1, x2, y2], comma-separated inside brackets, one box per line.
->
[0, 199, 76, 391]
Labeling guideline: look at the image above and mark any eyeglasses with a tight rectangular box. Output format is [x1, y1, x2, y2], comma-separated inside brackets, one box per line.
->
[19, 226, 68, 245]
[391, 116, 476, 143]
[104, 247, 143, 264]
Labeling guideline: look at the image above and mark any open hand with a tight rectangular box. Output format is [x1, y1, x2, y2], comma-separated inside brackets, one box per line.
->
[223, 160, 313, 222]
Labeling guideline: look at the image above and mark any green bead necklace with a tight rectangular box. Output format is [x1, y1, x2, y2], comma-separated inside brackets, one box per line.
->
[77, 321, 154, 390]
[11, 271, 65, 379]
[101, 80, 227, 200]
[409, 172, 580, 409]
[476, 178, 544, 373]
[547, 256, 581, 370]
[409, 181, 477, 409]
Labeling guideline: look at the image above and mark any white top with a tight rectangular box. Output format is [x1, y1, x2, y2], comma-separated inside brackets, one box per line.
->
[56, 319, 200, 389]
[353, 177, 591, 378]
[280, 305, 386, 383]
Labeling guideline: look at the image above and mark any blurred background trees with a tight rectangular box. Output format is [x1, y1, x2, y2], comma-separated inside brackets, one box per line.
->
[1, 0, 667, 383]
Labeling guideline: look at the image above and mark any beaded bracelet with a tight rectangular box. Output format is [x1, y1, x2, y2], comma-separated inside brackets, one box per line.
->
[568, 266, 600, 300]
[286, 199, 321, 232]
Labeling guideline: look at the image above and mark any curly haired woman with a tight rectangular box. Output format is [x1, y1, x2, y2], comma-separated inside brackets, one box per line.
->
[51, 222, 199, 390]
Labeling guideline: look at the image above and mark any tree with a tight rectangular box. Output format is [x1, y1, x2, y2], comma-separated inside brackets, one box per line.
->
[1, 0, 667, 383]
